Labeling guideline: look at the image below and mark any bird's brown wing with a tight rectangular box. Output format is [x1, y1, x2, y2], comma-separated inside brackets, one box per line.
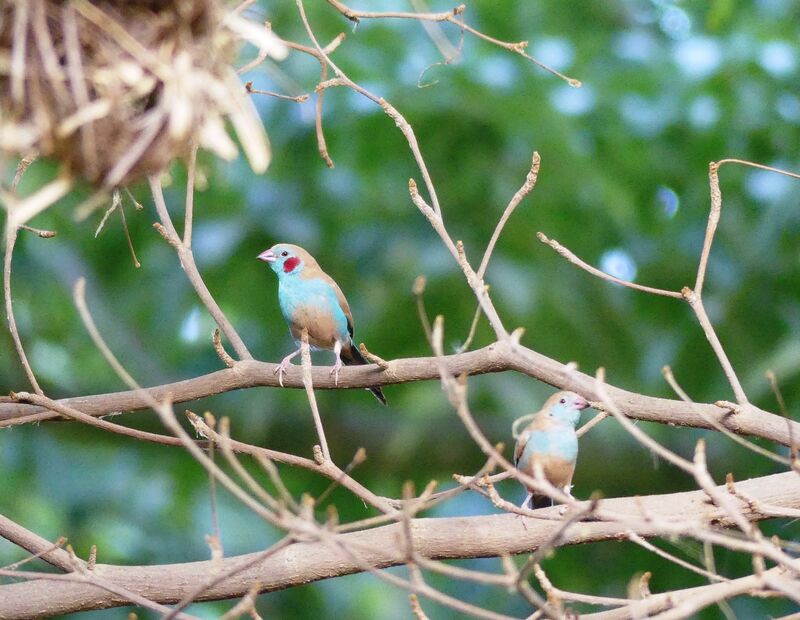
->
[300, 263, 355, 339]
[325, 273, 354, 338]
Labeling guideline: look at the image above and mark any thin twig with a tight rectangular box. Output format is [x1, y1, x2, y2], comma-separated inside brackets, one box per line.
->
[301, 329, 330, 463]
[18, 225, 56, 238]
[274, 32, 347, 168]
[11, 154, 38, 191]
[209, 415, 281, 512]
[313, 448, 364, 505]
[4, 225, 43, 394]
[219, 583, 261, 620]
[409, 593, 430, 620]
[662, 365, 789, 465]
[536, 232, 682, 299]
[575, 411, 608, 438]
[184, 143, 198, 248]
[297, 1, 512, 341]
[149, 176, 253, 360]
[297, 0, 441, 215]
[10, 2, 28, 104]
[456, 298, 484, 354]
[207, 437, 222, 559]
[1, 536, 67, 572]
[594, 368, 694, 474]
[477, 151, 540, 279]
[766, 370, 790, 418]
[516, 500, 598, 602]
[358, 343, 389, 369]
[326, 0, 463, 22]
[413, 275, 433, 345]
[325, 0, 581, 86]
[164, 537, 293, 620]
[94, 189, 120, 237]
[692, 440, 797, 575]
[627, 532, 730, 583]
[4, 174, 72, 231]
[213, 328, 237, 367]
[245, 81, 309, 102]
[117, 192, 141, 268]
[682, 286, 748, 404]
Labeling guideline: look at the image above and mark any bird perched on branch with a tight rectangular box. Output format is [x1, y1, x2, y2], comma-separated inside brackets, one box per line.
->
[257, 243, 386, 405]
[514, 391, 590, 509]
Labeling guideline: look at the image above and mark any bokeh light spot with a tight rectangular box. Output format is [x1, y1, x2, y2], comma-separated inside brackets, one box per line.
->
[600, 248, 637, 282]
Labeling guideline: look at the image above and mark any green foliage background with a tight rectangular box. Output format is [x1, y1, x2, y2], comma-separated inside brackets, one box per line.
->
[2, 1, 799, 617]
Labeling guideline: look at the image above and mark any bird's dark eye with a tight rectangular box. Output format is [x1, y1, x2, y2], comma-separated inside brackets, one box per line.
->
[281, 251, 288, 257]
[560, 398, 566, 404]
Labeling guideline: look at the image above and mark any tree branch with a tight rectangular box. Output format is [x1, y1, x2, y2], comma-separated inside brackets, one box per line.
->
[0, 471, 796, 618]
[2, 342, 798, 448]
[148, 177, 253, 361]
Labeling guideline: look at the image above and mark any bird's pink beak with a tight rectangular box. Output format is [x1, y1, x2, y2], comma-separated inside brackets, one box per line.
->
[257, 249, 276, 263]
[575, 397, 590, 410]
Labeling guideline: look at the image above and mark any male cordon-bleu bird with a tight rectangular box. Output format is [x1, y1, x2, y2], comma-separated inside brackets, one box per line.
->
[514, 391, 590, 508]
[257, 243, 386, 405]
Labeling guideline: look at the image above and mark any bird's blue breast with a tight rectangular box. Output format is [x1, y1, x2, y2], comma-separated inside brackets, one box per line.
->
[278, 276, 350, 344]
[521, 424, 578, 464]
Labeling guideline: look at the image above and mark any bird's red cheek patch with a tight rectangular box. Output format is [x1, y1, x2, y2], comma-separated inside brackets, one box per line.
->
[283, 257, 301, 273]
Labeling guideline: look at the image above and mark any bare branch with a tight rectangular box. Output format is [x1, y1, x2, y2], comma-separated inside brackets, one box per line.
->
[183, 143, 198, 248]
[212, 328, 237, 368]
[682, 286, 748, 404]
[325, 1, 581, 85]
[663, 365, 789, 466]
[3, 342, 799, 450]
[0, 471, 797, 617]
[0, 514, 74, 573]
[536, 232, 683, 299]
[3, 226, 43, 394]
[149, 176, 253, 360]
[301, 329, 330, 463]
[477, 151, 541, 280]
[245, 81, 309, 102]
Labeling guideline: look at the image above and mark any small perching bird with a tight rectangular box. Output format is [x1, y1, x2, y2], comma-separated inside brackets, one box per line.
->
[514, 391, 590, 509]
[258, 243, 386, 405]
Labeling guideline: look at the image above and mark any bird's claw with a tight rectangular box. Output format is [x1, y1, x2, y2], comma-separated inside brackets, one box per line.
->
[274, 356, 295, 388]
[273, 364, 285, 388]
[558, 487, 574, 515]
[330, 358, 343, 386]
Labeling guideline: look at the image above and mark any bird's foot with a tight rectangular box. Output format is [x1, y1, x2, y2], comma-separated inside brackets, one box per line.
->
[329, 357, 343, 386]
[558, 487, 575, 515]
[274, 355, 296, 388]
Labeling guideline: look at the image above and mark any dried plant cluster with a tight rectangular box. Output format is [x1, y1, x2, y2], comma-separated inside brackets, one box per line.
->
[0, 0, 273, 188]
[1, 2, 800, 619]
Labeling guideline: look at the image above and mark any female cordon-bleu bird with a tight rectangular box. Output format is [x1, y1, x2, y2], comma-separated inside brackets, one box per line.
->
[257, 243, 386, 405]
[514, 391, 590, 508]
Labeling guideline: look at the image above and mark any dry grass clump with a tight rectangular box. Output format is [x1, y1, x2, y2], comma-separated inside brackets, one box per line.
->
[0, 0, 280, 189]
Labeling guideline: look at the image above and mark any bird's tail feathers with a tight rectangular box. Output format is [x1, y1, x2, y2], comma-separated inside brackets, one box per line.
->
[528, 494, 555, 509]
[341, 343, 368, 366]
[341, 343, 387, 406]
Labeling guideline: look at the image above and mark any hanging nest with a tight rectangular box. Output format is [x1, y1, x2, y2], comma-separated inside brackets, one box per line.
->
[0, 0, 283, 188]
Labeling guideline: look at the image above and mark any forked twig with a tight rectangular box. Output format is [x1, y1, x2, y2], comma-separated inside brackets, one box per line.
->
[149, 176, 253, 360]
[477, 151, 541, 280]
[538, 158, 800, 406]
[325, 0, 581, 86]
